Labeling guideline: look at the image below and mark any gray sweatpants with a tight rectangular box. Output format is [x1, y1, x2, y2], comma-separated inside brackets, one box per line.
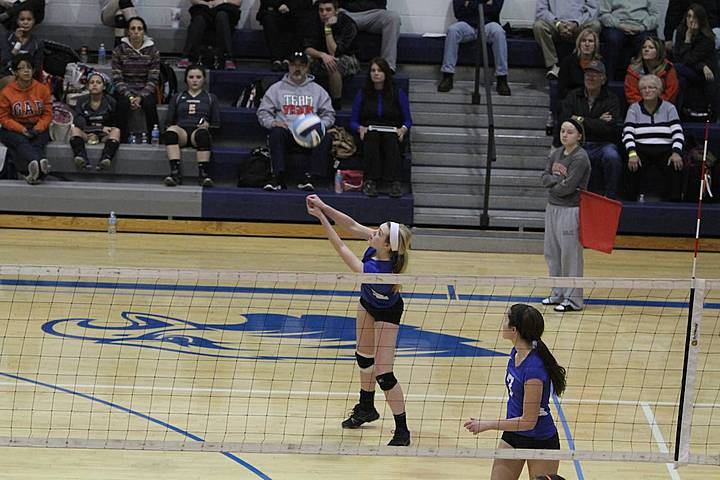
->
[544, 203, 584, 309]
[341, 9, 401, 71]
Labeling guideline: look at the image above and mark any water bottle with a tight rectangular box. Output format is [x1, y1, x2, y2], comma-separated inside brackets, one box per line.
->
[334, 170, 343, 194]
[107, 211, 117, 235]
[140, 132, 148, 144]
[98, 43, 106, 65]
[638, 194, 645, 203]
[128, 133, 136, 144]
[79, 46, 88, 64]
[151, 124, 160, 145]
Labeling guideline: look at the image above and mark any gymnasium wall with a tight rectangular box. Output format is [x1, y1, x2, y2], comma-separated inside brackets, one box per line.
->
[46, 0, 670, 37]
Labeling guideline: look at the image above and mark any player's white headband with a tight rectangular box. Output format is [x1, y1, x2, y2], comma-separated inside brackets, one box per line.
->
[389, 222, 400, 252]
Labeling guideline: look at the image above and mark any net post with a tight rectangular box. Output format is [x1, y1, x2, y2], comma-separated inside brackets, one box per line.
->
[674, 278, 705, 464]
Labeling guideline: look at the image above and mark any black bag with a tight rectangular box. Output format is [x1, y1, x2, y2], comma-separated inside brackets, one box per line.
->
[237, 146, 272, 187]
[156, 62, 178, 104]
[682, 146, 718, 202]
[234, 77, 274, 109]
[43, 40, 81, 77]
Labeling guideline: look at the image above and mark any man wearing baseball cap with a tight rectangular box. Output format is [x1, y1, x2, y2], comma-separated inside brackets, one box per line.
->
[556, 59, 623, 199]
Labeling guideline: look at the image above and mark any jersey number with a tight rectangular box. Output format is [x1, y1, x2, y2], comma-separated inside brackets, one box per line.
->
[188, 104, 197, 115]
[506, 373, 515, 397]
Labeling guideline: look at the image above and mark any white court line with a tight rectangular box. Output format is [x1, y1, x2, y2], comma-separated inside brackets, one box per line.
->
[1, 381, 716, 408]
[641, 401, 682, 480]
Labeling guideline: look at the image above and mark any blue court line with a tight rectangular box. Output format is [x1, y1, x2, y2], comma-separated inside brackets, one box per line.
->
[447, 284, 457, 301]
[552, 393, 584, 480]
[0, 371, 271, 480]
[1, 278, 718, 309]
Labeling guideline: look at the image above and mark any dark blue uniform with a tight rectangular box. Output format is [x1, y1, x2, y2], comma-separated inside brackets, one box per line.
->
[167, 90, 220, 129]
[73, 94, 117, 135]
[359, 247, 403, 324]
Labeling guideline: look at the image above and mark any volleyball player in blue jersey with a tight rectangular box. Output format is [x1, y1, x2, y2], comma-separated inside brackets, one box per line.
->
[162, 64, 220, 188]
[306, 194, 413, 446]
[464, 303, 566, 479]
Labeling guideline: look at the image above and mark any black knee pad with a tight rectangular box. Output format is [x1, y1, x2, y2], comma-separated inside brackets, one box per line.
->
[194, 128, 212, 151]
[355, 352, 374, 373]
[376, 372, 398, 391]
[69, 136, 85, 149]
[114, 13, 128, 29]
[161, 130, 179, 146]
[118, 0, 135, 9]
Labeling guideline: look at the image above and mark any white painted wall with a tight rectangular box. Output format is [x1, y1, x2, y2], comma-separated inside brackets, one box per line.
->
[45, 0, 670, 37]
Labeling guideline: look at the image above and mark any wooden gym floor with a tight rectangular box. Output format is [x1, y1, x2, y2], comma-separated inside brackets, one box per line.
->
[0, 228, 719, 479]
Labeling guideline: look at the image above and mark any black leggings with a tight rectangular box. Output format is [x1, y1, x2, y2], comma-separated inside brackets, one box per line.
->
[183, 4, 240, 58]
[115, 93, 159, 142]
[363, 130, 403, 183]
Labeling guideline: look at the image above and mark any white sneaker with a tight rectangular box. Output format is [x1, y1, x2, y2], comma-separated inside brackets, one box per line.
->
[546, 64, 559, 80]
[25, 160, 40, 184]
[39, 158, 50, 175]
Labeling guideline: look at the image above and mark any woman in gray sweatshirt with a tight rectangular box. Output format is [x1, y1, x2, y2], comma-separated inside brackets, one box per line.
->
[540, 116, 591, 312]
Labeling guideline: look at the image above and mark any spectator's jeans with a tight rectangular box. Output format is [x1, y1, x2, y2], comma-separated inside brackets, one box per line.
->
[363, 130, 403, 182]
[584, 142, 622, 199]
[675, 62, 720, 114]
[268, 126, 333, 180]
[533, 19, 601, 68]
[115, 92, 159, 142]
[601, 28, 654, 81]
[341, 9, 401, 71]
[0, 129, 49, 174]
[441, 21, 508, 77]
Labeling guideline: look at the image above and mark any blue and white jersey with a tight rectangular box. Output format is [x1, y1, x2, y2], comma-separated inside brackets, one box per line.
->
[360, 247, 400, 309]
[505, 347, 557, 439]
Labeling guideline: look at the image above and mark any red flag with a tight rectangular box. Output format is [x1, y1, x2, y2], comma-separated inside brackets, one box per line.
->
[579, 190, 623, 254]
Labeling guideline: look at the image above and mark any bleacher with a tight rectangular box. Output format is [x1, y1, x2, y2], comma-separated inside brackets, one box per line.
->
[1, 22, 717, 241]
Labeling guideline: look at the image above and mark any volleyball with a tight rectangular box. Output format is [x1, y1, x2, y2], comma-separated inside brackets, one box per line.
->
[291, 113, 325, 148]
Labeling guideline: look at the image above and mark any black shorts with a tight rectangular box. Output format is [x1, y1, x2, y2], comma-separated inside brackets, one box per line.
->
[501, 431, 560, 450]
[359, 296, 404, 325]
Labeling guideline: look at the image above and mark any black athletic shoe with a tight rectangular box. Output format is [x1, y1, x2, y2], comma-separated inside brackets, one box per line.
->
[387, 429, 411, 446]
[341, 404, 380, 429]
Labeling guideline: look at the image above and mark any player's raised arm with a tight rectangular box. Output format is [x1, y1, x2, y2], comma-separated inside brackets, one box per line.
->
[307, 200, 363, 272]
[306, 195, 375, 239]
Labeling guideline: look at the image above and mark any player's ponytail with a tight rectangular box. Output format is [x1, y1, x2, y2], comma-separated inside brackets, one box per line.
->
[508, 304, 567, 396]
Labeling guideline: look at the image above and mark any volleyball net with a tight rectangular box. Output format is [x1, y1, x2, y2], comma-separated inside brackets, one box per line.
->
[0, 266, 718, 465]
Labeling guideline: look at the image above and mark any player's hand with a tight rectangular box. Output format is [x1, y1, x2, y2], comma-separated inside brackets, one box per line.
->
[326, 15, 338, 26]
[599, 111, 613, 122]
[628, 154, 642, 172]
[463, 418, 491, 435]
[278, 4, 290, 13]
[102, 126, 113, 135]
[130, 96, 142, 109]
[552, 162, 567, 177]
[358, 126, 368, 140]
[271, 120, 289, 129]
[703, 65, 715, 81]
[306, 194, 325, 210]
[397, 126, 407, 142]
[668, 152, 683, 171]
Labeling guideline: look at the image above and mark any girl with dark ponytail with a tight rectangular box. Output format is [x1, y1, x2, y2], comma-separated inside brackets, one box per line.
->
[464, 303, 566, 479]
[305, 194, 413, 447]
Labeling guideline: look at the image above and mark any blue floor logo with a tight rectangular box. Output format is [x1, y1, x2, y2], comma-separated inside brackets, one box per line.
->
[42, 311, 504, 360]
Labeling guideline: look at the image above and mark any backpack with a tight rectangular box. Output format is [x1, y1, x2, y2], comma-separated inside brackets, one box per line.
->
[237, 146, 272, 187]
[327, 126, 357, 159]
[156, 62, 178, 105]
[43, 40, 81, 77]
[234, 77, 274, 109]
[62, 62, 93, 106]
[682, 147, 718, 202]
[49, 101, 75, 143]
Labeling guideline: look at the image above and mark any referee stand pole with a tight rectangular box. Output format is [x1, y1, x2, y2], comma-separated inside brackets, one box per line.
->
[472, 6, 497, 228]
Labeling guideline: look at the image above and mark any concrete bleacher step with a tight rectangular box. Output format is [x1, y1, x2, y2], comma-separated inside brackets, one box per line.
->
[398, 64, 547, 84]
[411, 125, 550, 147]
[412, 151, 547, 170]
[412, 166, 542, 188]
[412, 228, 544, 254]
[414, 206, 544, 229]
[409, 80, 549, 108]
[413, 192, 545, 211]
[412, 110, 545, 130]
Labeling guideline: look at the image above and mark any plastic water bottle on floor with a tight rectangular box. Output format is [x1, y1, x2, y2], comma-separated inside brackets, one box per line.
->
[151, 124, 160, 145]
[107, 211, 117, 235]
[98, 43, 106, 65]
[141, 132, 148, 144]
[334, 170, 343, 194]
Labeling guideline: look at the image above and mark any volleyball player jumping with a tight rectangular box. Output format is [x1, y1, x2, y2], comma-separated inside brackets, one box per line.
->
[464, 304, 567, 479]
[306, 194, 412, 446]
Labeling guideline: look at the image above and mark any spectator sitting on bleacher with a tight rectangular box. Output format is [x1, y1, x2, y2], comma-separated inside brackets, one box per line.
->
[162, 64, 220, 188]
[69, 72, 121, 171]
[257, 51, 335, 192]
[257, 0, 314, 72]
[339, 1, 400, 72]
[624, 36, 679, 105]
[0, 53, 51, 184]
[664, 0, 720, 52]
[673, 3, 720, 119]
[305, 0, 360, 110]
[178, 0, 241, 71]
[111, 16, 160, 143]
[557, 27, 601, 100]
[437, 0, 511, 96]
[0, 0, 44, 31]
[557, 59, 622, 199]
[99, 0, 138, 48]
[599, 0, 659, 81]
[0, 5, 42, 90]
[350, 57, 411, 198]
[533, 0, 601, 80]
[622, 74, 684, 201]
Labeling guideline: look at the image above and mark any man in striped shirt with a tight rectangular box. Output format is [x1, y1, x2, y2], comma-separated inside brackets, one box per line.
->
[622, 74, 684, 201]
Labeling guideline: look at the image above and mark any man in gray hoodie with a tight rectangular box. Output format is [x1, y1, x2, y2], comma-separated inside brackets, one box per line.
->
[533, 0, 600, 79]
[257, 51, 336, 192]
